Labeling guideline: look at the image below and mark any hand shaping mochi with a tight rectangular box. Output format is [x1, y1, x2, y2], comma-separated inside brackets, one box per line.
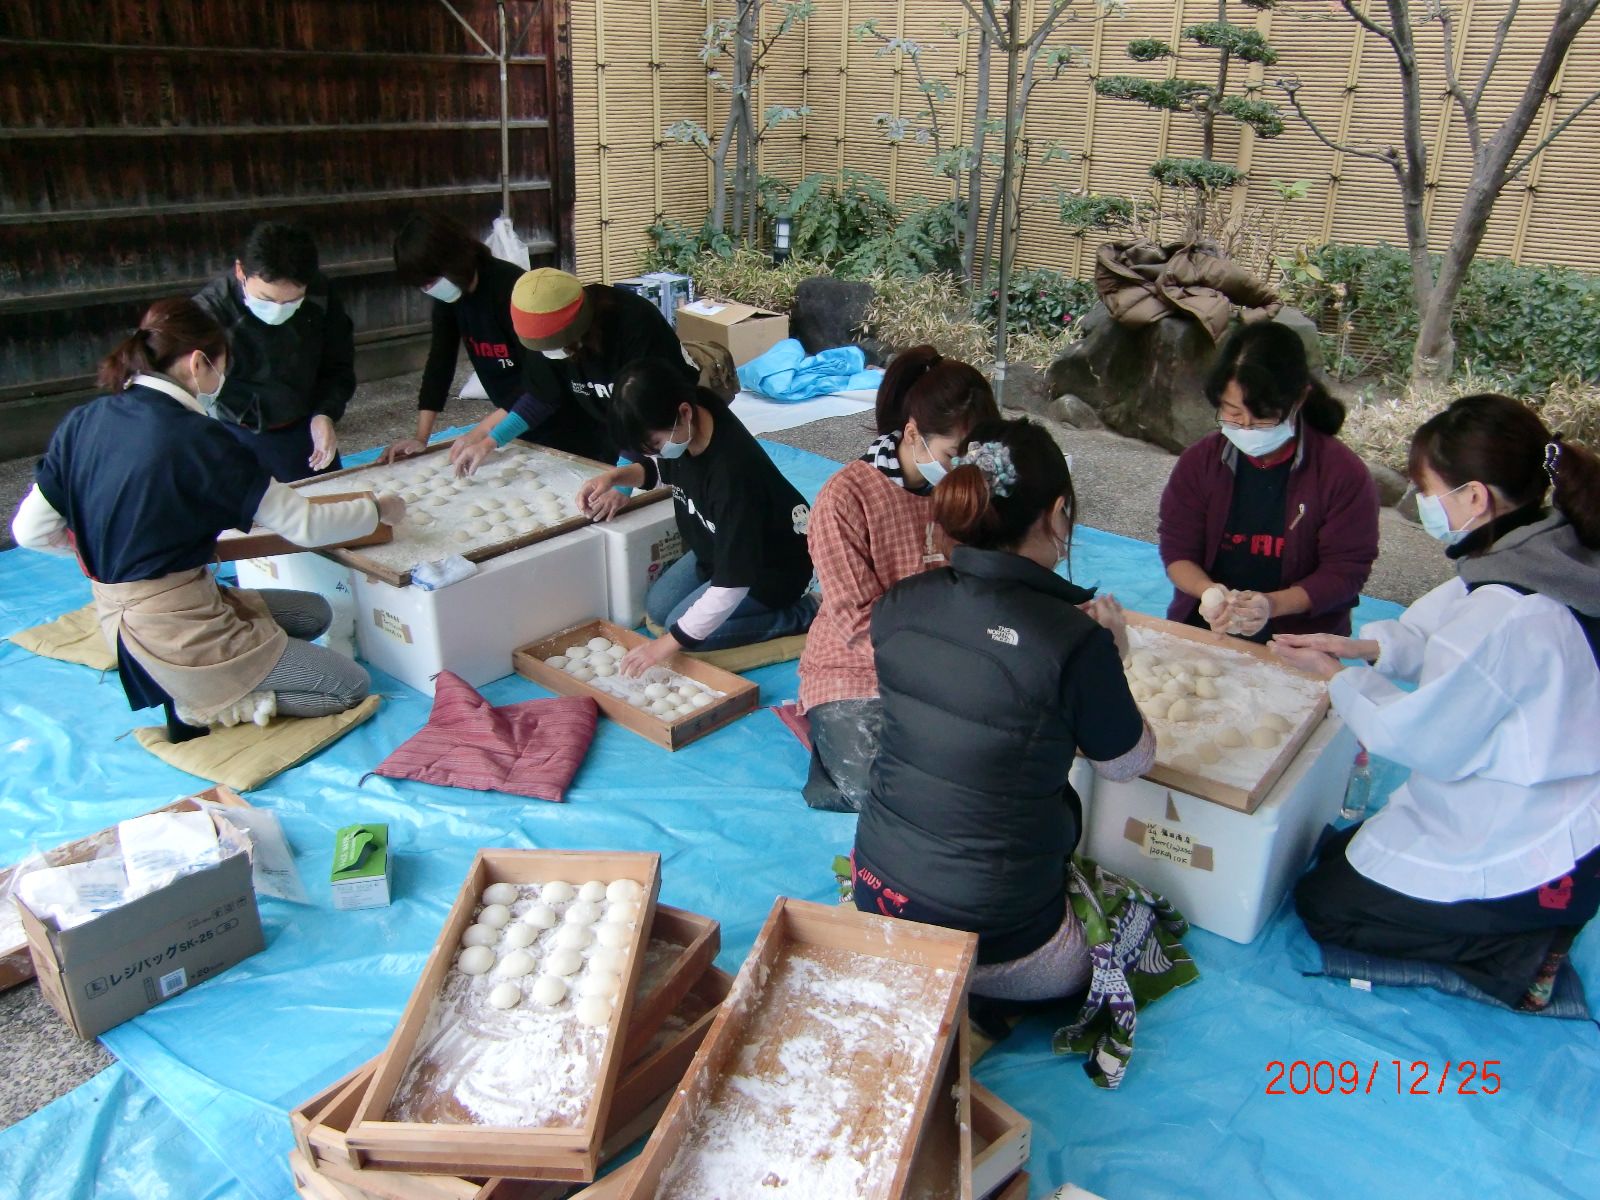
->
[478, 903, 512, 929]
[1196, 742, 1222, 765]
[462, 924, 497, 949]
[543, 949, 583, 977]
[504, 923, 538, 949]
[578, 880, 608, 903]
[1194, 677, 1220, 700]
[545, 655, 569, 670]
[1260, 712, 1293, 734]
[521, 903, 558, 929]
[1216, 726, 1246, 749]
[595, 922, 630, 949]
[488, 982, 522, 1010]
[564, 901, 601, 926]
[581, 970, 622, 999]
[576, 996, 613, 1028]
[540, 880, 576, 904]
[482, 882, 519, 906]
[555, 924, 592, 950]
[1249, 726, 1282, 749]
[498, 950, 536, 978]
[458, 945, 495, 975]
[1167, 698, 1196, 723]
[1201, 585, 1228, 611]
[530, 976, 567, 1007]
[607, 878, 644, 904]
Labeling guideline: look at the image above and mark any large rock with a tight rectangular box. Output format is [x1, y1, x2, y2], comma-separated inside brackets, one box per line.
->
[1048, 394, 1105, 430]
[792, 277, 877, 358]
[998, 363, 1052, 414]
[1046, 303, 1332, 454]
[1366, 460, 1410, 508]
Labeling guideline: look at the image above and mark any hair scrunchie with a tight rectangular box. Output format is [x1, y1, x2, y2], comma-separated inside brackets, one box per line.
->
[1545, 440, 1563, 483]
[954, 440, 1018, 498]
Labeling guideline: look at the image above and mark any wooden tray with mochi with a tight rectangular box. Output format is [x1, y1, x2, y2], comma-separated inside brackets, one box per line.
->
[290, 962, 734, 1198]
[514, 619, 759, 752]
[284, 440, 668, 588]
[1121, 612, 1330, 814]
[347, 850, 662, 1180]
[616, 897, 977, 1200]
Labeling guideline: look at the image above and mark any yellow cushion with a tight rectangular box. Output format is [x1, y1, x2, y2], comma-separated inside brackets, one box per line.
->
[132, 695, 381, 792]
[643, 619, 807, 672]
[8, 603, 116, 672]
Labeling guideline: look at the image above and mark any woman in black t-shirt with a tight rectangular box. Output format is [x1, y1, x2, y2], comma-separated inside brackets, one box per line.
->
[576, 358, 817, 670]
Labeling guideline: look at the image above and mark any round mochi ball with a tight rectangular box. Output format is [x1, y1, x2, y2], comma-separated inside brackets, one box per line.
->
[564, 646, 590, 662]
[690, 693, 712, 709]
[1167, 698, 1196, 723]
[587, 637, 613, 653]
[1172, 753, 1205, 775]
[1162, 677, 1194, 697]
[540, 881, 576, 904]
[1250, 726, 1282, 750]
[1130, 681, 1156, 703]
[504, 923, 538, 949]
[649, 698, 675, 716]
[595, 922, 630, 949]
[1195, 660, 1222, 678]
[1261, 712, 1293, 734]
[592, 662, 616, 678]
[458, 945, 495, 975]
[644, 683, 670, 700]
[581, 970, 622, 999]
[576, 995, 613, 1028]
[607, 879, 643, 905]
[429, 495, 450, 507]
[545, 655, 569, 670]
[1216, 726, 1247, 749]
[578, 880, 609, 904]
[565, 901, 601, 926]
[489, 477, 509, 489]
[530, 975, 567, 1007]
[481, 497, 503, 510]
[608, 901, 641, 926]
[453, 530, 473, 544]
[483, 882, 519, 906]
[402, 490, 420, 503]
[544, 948, 583, 977]
[1141, 695, 1174, 720]
[487, 512, 508, 525]
[1194, 677, 1220, 700]
[469, 519, 491, 534]
[462, 924, 497, 949]
[570, 666, 595, 683]
[590, 946, 627, 975]
[411, 511, 434, 526]
[488, 982, 521, 1010]
[465, 504, 485, 518]
[478, 903, 512, 929]
[522, 903, 558, 930]
[1196, 742, 1223, 765]
[555, 924, 592, 951]
[1201, 585, 1228, 611]
[535, 489, 558, 502]
[627, 693, 649, 708]
[564, 660, 586, 676]
[499, 950, 536, 978]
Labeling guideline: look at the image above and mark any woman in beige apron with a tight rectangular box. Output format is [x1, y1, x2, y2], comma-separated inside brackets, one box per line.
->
[11, 298, 403, 740]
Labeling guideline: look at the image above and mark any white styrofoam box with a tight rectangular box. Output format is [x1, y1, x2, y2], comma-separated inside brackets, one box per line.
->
[1081, 715, 1359, 944]
[234, 552, 359, 659]
[597, 499, 685, 629]
[352, 527, 607, 696]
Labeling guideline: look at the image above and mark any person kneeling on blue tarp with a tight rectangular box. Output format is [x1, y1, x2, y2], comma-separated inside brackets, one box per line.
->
[851, 417, 1197, 1088]
[577, 358, 818, 664]
[1276, 394, 1600, 1011]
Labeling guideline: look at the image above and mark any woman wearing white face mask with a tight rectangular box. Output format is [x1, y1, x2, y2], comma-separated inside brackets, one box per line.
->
[1274, 394, 1600, 1011]
[795, 346, 999, 812]
[193, 221, 355, 481]
[1159, 322, 1379, 643]
[10, 299, 393, 740]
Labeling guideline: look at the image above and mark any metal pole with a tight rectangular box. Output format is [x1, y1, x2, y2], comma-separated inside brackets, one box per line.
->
[498, 0, 511, 220]
[993, 0, 1021, 407]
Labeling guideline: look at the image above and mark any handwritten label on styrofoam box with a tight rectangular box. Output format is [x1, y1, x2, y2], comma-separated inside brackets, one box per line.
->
[1140, 822, 1197, 868]
[246, 558, 278, 579]
[371, 608, 412, 644]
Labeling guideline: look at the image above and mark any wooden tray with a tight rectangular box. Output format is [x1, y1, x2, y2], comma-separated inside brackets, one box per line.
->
[0, 785, 250, 993]
[347, 850, 662, 1181]
[970, 1082, 1031, 1200]
[293, 439, 667, 588]
[514, 619, 759, 752]
[615, 897, 977, 1200]
[905, 1005, 973, 1200]
[621, 906, 719, 1063]
[293, 965, 734, 1197]
[1125, 611, 1331, 814]
[214, 491, 394, 563]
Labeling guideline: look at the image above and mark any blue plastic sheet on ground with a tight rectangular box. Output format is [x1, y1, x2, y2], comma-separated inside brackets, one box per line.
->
[1, 440, 1597, 1200]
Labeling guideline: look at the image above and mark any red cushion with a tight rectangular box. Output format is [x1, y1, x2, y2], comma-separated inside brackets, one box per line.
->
[373, 671, 598, 802]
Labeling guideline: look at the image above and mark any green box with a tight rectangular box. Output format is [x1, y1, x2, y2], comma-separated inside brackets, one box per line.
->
[330, 824, 392, 910]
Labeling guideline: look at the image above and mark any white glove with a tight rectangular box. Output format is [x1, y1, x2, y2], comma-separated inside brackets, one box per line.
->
[1228, 591, 1272, 637]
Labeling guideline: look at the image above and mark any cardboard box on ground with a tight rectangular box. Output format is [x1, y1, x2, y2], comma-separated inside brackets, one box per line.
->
[674, 300, 788, 367]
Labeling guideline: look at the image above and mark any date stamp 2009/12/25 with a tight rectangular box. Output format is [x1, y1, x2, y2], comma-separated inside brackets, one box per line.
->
[1266, 1060, 1503, 1095]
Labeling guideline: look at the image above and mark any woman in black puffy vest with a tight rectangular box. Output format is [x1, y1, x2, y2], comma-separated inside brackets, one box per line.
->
[852, 417, 1155, 1001]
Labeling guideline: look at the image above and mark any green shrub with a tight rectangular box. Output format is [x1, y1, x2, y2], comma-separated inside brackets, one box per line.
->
[1287, 242, 1600, 391]
[971, 268, 1098, 337]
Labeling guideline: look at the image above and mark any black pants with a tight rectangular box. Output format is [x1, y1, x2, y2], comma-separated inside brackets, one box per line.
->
[224, 417, 342, 483]
[1294, 825, 1600, 1006]
[802, 698, 882, 813]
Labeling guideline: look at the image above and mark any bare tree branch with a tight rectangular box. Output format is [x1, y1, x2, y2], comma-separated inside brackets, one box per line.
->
[1278, 85, 1401, 165]
[959, 0, 1004, 45]
[1505, 84, 1600, 178]
[1436, 6, 1482, 158]
[1338, 0, 1398, 49]
[1471, 0, 1521, 112]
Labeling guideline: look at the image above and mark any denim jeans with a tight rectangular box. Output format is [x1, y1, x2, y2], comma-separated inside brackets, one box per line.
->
[646, 551, 817, 651]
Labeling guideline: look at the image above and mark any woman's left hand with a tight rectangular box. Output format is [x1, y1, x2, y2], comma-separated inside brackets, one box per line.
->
[1080, 592, 1129, 658]
[1269, 638, 1344, 680]
[620, 633, 681, 677]
[308, 415, 339, 471]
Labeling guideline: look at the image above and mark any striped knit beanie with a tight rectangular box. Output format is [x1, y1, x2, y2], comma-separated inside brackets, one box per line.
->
[510, 268, 593, 350]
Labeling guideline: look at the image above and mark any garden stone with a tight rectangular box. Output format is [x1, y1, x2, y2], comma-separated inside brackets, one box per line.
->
[1048, 394, 1105, 430]
[999, 363, 1053, 415]
[1396, 487, 1421, 523]
[792, 277, 876, 357]
[1274, 305, 1326, 371]
[1366, 461, 1410, 507]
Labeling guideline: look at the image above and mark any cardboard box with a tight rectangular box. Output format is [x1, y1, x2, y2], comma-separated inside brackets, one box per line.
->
[594, 501, 684, 630]
[331, 824, 393, 911]
[17, 847, 264, 1039]
[673, 299, 788, 366]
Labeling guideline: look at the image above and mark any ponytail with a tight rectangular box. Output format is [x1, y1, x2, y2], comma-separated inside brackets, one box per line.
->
[1551, 437, 1600, 549]
[875, 345, 1000, 438]
[931, 417, 1074, 552]
[97, 297, 228, 392]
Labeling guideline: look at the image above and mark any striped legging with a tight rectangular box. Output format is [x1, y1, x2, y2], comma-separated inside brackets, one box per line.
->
[254, 589, 371, 718]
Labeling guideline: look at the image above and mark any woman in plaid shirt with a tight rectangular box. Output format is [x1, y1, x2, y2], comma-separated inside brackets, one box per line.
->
[798, 347, 999, 811]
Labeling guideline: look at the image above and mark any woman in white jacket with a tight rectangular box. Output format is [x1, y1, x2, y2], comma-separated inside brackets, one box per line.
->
[1273, 393, 1600, 1011]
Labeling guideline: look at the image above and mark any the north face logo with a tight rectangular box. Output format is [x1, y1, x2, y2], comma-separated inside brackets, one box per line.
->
[987, 626, 1019, 646]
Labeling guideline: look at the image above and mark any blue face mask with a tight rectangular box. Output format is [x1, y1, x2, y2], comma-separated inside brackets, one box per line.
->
[423, 277, 463, 303]
[1220, 418, 1296, 459]
[243, 292, 302, 326]
[1417, 483, 1472, 545]
[911, 431, 947, 487]
[657, 409, 692, 459]
[194, 354, 227, 414]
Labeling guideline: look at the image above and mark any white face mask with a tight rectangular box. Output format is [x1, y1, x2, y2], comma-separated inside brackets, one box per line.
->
[541, 347, 571, 360]
[910, 431, 947, 487]
[194, 355, 227, 413]
[1220, 418, 1296, 459]
[1417, 482, 1473, 545]
[656, 409, 692, 459]
[423, 277, 463, 303]
[242, 292, 303, 326]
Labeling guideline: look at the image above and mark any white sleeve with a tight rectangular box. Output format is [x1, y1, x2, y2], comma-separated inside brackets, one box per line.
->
[670, 585, 750, 645]
[1362, 579, 1464, 682]
[252, 480, 379, 548]
[11, 485, 74, 555]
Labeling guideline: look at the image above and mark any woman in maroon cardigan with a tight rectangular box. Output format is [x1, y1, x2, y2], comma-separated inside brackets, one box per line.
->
[1159, 323, 1379, 640]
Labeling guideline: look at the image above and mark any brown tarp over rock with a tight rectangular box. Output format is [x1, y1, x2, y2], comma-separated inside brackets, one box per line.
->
[1097, 240, 1281, 341]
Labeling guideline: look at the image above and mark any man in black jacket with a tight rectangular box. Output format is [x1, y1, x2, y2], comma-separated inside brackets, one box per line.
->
[194, 221, 356, 481]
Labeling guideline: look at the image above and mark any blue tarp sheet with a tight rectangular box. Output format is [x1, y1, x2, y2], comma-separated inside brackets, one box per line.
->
[2, 440, 1597, 1200]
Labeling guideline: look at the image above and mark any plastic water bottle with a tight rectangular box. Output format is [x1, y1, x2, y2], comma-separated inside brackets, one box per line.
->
[1341, 747, 1373, 822]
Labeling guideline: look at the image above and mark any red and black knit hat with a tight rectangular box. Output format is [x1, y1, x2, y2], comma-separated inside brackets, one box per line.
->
[510, 268, 593, 351]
